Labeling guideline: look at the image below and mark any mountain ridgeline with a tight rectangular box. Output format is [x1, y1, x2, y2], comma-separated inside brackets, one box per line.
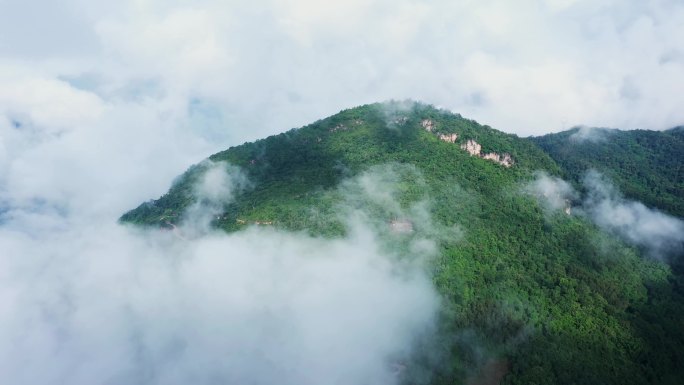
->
[122, 102, 684, 385]
[533, 126, 684, 218]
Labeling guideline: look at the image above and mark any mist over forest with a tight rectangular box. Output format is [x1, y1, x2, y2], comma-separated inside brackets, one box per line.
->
[1, 1, 684, 385]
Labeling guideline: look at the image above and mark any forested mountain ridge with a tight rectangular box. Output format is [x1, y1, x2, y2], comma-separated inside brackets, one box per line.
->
[122, 101, 561, 231]
[533, 125, 684, 217]
[121, 101, 684, 385]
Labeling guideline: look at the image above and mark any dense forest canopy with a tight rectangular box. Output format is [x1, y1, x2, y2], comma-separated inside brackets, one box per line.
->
[122, 101, 684, 385]
[533, 126, 684, 218]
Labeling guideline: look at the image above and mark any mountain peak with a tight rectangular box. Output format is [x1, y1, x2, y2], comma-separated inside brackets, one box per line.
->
[121, 101, 558, 227]
[120, 102, 684, 385]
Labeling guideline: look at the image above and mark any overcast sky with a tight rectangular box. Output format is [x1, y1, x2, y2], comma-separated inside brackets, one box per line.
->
[2, 0, 684, 145]
[2, 0, 682, 207]
[0, 2, 683, 384]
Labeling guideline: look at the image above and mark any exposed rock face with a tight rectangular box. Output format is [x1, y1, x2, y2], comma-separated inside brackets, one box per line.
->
[421, 119, 435, 131]
[460, 140, 482, 156]
[334, 115, 514, 168]
[482, 152, 514, 167]
[460, 139, 514, 167]
[499, 153, 514, 167]
[439, 133, 458, 143]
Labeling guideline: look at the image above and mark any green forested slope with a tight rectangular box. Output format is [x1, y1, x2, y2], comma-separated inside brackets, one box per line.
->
[121, 102, 684, 385]
[533, 126, 684, 217]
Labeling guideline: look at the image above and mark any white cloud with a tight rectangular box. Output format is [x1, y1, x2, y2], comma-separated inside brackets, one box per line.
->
[524, 172, 577, 212]
[526, 171, 684, 259]
[582, 171, 684, 260]
[569, 126, 612, 142]
[0, 163, 441, 385]
[181, 161, 251, 235]
[3, 0, 680, 142]
[0, 70, 105, 130]
[0, 222, 439, 385]
[0, 1, 683, 383]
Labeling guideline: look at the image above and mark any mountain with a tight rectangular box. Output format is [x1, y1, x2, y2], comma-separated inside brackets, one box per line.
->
[122, 102, 684, 385]
[533, 126, 684, 217]
[122, 101, 560, 232]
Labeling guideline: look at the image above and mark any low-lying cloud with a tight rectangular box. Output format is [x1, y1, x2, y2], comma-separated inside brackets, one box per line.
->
[524, 172, 577, 212]
[2, 1, 684, 383]
[0, 163, 442, 385]
[582, 170, 684, 259]
[338, 163, 463, 248]
[569, 126, 612, 143]
[181, 160, 252, 236]
[525, 171, 684, 260]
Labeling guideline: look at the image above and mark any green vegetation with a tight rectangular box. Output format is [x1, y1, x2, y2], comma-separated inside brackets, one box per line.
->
[121, 102, 684, 385]
[533, 126, 684, 217]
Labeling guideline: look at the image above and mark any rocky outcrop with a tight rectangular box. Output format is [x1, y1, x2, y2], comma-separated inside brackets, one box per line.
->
[421, 119, 435, 132]
[423, 118, 457, 143]
[439, 133, 458, 143]
[481, 152, 514, 168]
[460, 139, 514, 167]
[499, 153, 514, 168]
[460, 140, 482, 156]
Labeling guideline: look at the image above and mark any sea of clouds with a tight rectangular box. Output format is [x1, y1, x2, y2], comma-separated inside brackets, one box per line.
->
[2, 1, 684, 383]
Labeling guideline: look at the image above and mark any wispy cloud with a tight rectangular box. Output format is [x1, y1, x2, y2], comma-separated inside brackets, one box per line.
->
[524, 172, 577, 212]
[180, 160, 252, 235]
[582, 170, 684, 260]
[0, 163, 442, 385]
[525, 170, 684, 260]
[569, 126, 611, 143]
[1, 2, 683, 383]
